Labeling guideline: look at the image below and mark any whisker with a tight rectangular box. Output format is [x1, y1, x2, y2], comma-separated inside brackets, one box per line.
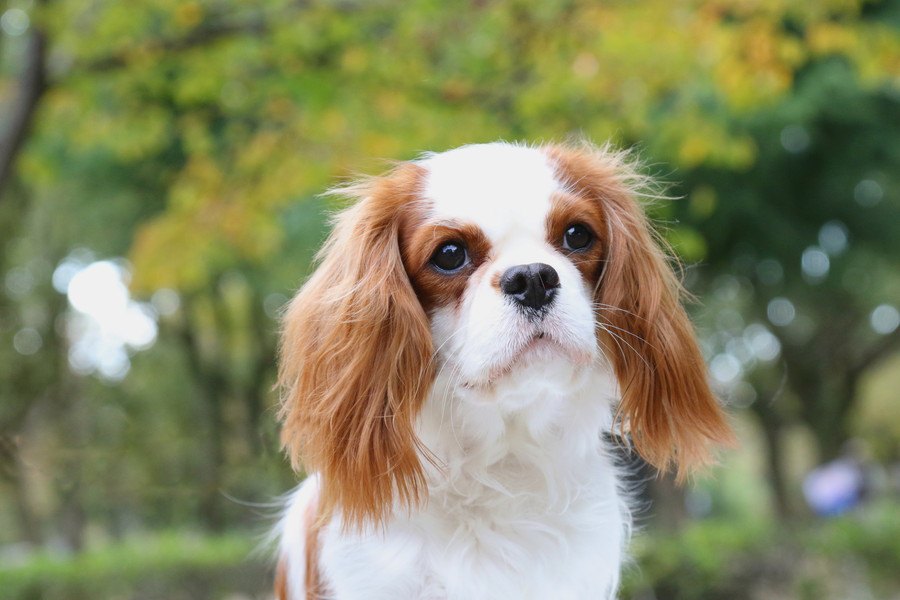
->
[599, 324, 653, 371]
[596, 320, 658, 352]
[432, 326, 467, 359]
[590, 302, 650, 323]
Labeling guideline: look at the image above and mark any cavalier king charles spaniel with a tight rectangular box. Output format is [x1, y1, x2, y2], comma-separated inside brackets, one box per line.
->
[274, 141, 733, 599]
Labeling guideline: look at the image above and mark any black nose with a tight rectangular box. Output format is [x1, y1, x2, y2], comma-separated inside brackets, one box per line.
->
[499, 263, 560, 311]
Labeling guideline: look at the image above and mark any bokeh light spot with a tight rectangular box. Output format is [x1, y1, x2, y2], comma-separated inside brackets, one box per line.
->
[151, 288, 181, 317]
[729, 381, 758, 408]
[58, 256, 159, 381]
[780, 124, 810, 153]
[756, 259, 783, 285]
[801, 246, 829, 281]
[744, 323, 781, 362]
[853, 179, 883, 207]
[871, 304, 899, 335]
[0, 8, 29, 36]
[818, 221, 848, 256]
[767, 297, 796, 327]
[4, 266, 34, 299]
[13, 327, 42, 355]
[711, 353, 742, 383]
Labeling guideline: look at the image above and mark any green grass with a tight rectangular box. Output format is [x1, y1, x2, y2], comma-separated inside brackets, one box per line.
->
[807, 501, 900, 584]
[3, 504, 899, 600]
[0, 530, 268, 600]
[622, 501, 900, 600]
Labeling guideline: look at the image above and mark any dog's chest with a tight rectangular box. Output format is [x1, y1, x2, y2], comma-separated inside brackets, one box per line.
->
[319, 453, 627, 600]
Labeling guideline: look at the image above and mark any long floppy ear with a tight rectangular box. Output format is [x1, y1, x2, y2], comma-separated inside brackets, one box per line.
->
[278, 164, 433, 528]
[547, 143, 734, 480]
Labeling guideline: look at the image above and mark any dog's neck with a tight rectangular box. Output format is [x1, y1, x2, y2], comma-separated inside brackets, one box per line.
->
[417, 356, 620, 504]
[309, 357, 630, 600]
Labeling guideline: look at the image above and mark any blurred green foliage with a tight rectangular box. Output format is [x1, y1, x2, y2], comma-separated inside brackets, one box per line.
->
[0, 530, 265, 600]
[2, 503, 898, 600]
[623, 501, 900, 599]
[1, 0, 899, 598]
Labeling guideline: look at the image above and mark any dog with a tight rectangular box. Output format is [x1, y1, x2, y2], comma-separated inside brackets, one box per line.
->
[274, 141, 733, 599]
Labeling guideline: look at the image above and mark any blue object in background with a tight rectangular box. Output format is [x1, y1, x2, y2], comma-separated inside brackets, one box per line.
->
[802, 458, 865, 517]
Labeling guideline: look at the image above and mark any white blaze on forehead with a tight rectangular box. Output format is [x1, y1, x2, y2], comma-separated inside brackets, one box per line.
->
[418, 143, 561, 240]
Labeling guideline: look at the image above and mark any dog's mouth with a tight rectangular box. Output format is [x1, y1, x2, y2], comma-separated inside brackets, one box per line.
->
[462, 331, 593, 389]
[517, 331, 557, 358]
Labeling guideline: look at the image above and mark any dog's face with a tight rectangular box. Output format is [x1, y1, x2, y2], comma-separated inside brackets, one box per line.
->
[410, 145, 601, 391]
[278, 142, 733, 528]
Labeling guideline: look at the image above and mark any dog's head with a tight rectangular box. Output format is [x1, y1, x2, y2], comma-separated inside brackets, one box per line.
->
[278, 142, 733, 527]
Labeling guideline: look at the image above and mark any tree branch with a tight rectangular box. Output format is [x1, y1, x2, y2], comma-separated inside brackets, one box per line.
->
[0, 29, 46, 202]
[0, 8, 299, 201]
[80, 15, 268, 73]
[850, 329, 900, 378]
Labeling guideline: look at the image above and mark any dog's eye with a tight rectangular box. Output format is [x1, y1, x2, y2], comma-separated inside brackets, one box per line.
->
[563, 224, 593, 251]
[430, 241, 468, 272]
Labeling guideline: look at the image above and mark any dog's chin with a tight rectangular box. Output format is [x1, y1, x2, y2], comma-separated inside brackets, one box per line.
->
[462, 333, 594, 391]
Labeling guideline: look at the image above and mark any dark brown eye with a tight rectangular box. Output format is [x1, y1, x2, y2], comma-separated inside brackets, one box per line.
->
[563, 224, 593, 251]
[430, 241, 468, 272]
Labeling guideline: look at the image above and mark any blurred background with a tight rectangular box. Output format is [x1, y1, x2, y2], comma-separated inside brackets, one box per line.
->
[1, 0, 899, 598]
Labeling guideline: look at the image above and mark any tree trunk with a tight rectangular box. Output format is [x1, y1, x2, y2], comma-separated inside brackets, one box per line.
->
[58, 480, 86, 552]
[756, 410, 792, 520]
[55, 387, 89, 552]
[245, 301, 274, 455]
[804, 380, 854, 463]
[783, 330, 899, 465]
[200, 384, 227, 531]
[0, 437, 42, 546]
[178, 299, 229, 531]
[0, 29, 46, 200]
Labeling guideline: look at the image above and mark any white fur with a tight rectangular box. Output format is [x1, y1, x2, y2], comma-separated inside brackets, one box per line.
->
[279, 474, 320, 595]
[279, 143, 632, 599]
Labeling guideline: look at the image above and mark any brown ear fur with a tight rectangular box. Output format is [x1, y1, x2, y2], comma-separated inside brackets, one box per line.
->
[547, 143, 734, 479]
[278, 164, 433, 528]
